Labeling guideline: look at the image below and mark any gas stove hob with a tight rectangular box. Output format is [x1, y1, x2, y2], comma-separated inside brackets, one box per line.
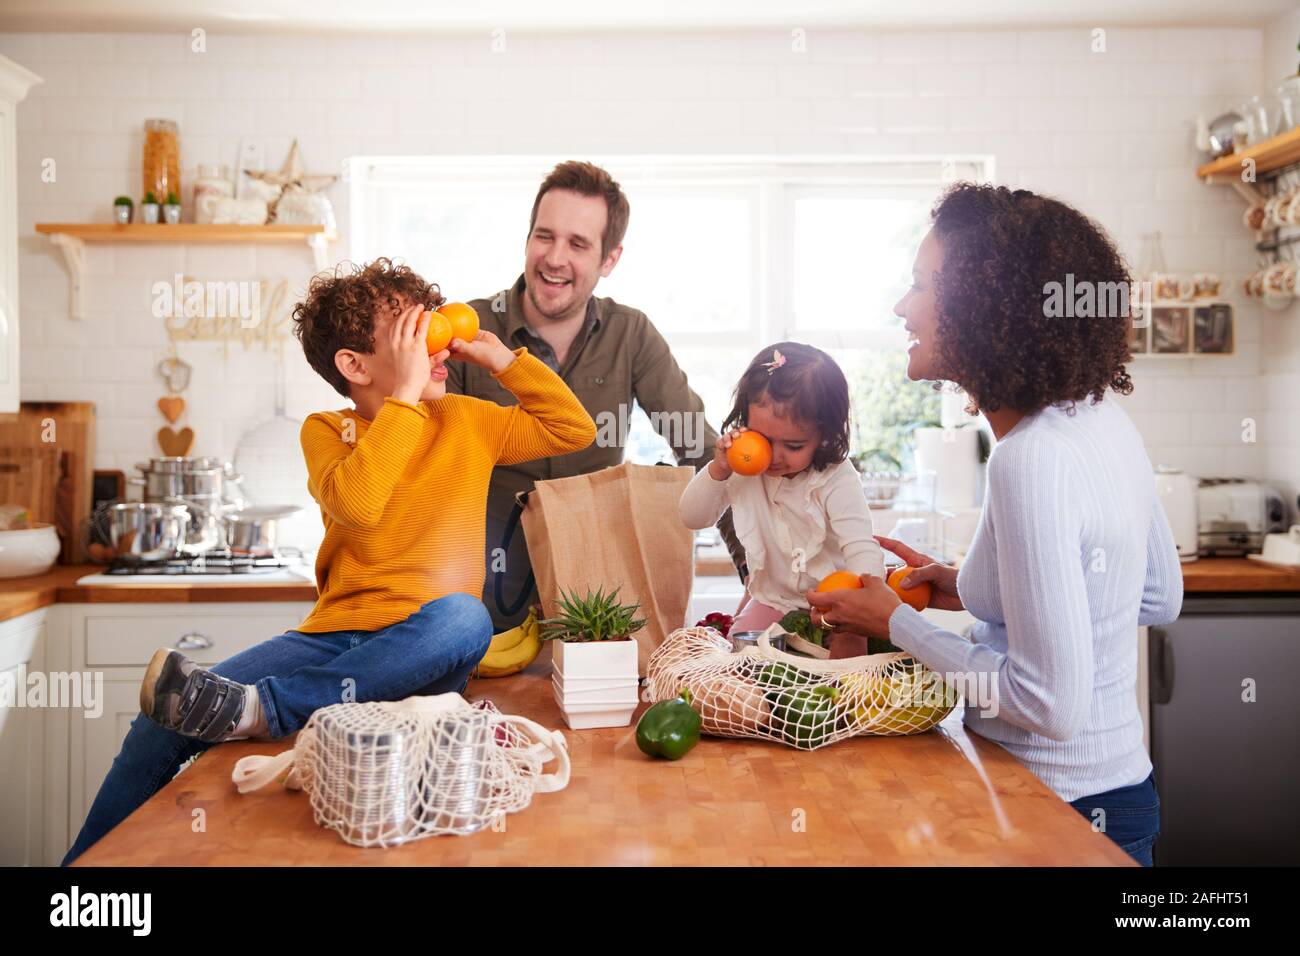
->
[75, 548, 316, 587]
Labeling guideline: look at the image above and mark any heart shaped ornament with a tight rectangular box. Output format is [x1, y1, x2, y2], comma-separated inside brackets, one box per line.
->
[157, 396, 185, 423]
[157, 426, 195, 456]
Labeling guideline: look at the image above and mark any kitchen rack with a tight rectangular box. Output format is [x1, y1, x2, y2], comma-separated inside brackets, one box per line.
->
[34, 223, 330, 320]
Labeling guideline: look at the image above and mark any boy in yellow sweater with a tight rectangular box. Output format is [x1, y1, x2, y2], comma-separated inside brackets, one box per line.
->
[63, 258, 595, 864]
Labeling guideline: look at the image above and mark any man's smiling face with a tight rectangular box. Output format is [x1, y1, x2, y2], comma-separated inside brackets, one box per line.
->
[524, 188, 621, 323]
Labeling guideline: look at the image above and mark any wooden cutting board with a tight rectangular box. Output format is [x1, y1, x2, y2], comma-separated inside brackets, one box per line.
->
[0, 402, 96, 563]
[0, 445, 60, 524]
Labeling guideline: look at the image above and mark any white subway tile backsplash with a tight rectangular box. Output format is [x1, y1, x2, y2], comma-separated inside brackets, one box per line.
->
[9, 24, 1292, 486]
[949, 32, 1019, 63]
[1017, 30, 1092, 62]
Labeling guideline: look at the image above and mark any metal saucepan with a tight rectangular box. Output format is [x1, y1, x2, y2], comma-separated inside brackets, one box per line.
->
[131, 458, 245, 502]
[221, 504, 302, 556]
[108, 502, 190, 562]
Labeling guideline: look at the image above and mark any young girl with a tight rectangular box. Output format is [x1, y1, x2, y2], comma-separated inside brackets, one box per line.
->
[679, 342, 885, 635]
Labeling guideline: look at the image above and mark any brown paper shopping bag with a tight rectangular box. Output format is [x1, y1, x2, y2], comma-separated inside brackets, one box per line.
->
[520, 462, 696, 675]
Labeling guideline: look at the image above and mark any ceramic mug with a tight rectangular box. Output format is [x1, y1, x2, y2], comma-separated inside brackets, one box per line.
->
[1153, 273, 1190, 302]
[1274, 192, 1296, 228]
[1262, 262, 1295, 310]
[1243, 201, 1267, 231]
[1193, 273, 1221, 299]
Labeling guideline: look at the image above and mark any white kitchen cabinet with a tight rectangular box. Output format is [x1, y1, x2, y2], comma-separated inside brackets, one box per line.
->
[63, 602, 315, 847]
[0, 608, 47, 866]
[0, 55, 42, 413]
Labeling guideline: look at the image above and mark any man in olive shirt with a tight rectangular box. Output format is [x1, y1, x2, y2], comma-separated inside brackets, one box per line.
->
[446, 161, 744, 631]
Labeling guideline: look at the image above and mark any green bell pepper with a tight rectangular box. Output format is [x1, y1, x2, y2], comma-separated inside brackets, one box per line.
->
[636, 689, 702, 760]
[771, 685, 840, 750]
[755, 661, 813, 692]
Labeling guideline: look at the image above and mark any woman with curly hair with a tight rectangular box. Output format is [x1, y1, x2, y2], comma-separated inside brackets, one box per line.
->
[806, 183, 1182, 866]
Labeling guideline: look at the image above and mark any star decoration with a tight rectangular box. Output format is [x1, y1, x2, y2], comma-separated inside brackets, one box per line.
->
[244, 140, 338, 212]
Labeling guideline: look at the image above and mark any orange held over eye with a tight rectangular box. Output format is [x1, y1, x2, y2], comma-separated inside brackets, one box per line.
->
[726, 430, 772, 476]
[425, 310, 454, 354]
[438, 302, 479, 344]
[817, 570, 864, 592]
[887, 565, 931, 611]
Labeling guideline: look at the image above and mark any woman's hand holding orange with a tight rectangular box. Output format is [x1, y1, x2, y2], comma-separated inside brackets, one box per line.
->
[874, 534, 964, 612]
[803, 574, 901, 640]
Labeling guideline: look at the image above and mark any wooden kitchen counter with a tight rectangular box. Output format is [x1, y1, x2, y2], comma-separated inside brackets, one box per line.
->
[72, 644, 1135, 867]
[0, 563, 318, 623]
[1178, 557, 1300, 593]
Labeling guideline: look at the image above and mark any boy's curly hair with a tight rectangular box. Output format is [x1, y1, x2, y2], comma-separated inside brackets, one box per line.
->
[929, 182, 1134, 414]
[722, 342, 850, 471]
[292, 258, 445, 397]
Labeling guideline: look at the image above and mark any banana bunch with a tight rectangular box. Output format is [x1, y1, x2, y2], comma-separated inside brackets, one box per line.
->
[474, 607, 543, 679]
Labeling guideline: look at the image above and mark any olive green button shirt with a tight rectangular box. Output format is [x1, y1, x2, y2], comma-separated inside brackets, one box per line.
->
[446, 274, 745, 629]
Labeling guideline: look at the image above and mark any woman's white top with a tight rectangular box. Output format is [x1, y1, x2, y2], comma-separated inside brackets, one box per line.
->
[888, 398, 1183, 802]
[679, 458, 886, 613]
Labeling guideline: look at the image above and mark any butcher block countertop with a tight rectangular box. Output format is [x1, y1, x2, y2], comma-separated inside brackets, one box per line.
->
[3, 558, 1299, 627]
[72, 643, 1134, 867]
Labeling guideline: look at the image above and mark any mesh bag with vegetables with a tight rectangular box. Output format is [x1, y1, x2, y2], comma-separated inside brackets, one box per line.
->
[645, 625, 957, 750]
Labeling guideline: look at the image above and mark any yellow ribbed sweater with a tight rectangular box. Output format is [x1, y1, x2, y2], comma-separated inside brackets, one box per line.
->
[295, 348, 596, 634]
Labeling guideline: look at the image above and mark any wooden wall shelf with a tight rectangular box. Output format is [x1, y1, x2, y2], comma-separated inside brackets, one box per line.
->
[1197, 126, 1300, 182]
[34, 223, 332, 319]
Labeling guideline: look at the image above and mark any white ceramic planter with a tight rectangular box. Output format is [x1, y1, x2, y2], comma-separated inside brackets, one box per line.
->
[0, 523, 60, 578]
[552, 638, 639, 729]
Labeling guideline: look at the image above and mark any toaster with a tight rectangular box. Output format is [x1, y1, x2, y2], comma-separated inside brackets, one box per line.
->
[1196, 479, 1287, 556]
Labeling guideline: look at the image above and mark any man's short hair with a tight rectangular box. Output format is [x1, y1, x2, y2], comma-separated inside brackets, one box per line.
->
[529, 160, 630, 260]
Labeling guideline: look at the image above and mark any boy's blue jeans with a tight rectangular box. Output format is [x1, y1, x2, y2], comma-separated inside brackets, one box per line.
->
[62, 592, 492, 865]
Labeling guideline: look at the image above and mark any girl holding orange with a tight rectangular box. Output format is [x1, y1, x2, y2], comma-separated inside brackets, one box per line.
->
[678, 342, 885, 634]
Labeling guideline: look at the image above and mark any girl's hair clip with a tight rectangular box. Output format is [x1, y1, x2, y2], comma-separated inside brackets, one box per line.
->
[762, 349, 786, 375]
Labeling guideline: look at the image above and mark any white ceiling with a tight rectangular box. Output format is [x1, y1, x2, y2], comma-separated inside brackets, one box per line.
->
[0, 0, 1297, 34]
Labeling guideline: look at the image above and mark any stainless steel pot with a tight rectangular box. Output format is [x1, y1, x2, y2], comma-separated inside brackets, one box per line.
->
[132, 458, 244, 501]
[166, 497, 224, 554]
[131, 458, 246, 554]
[221, 504, 301, 556]
[108, 502, 190, 562]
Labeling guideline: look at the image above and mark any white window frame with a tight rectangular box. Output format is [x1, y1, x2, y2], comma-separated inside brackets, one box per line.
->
[349, 153, 994, 355]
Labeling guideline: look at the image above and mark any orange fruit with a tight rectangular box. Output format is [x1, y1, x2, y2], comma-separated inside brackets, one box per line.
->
[817, 570, 864, 592]
[887, 565, 931, 611]
[425, 310, 453, 354]
[438, 301, 479, 344]
[726, 430, 772, 476]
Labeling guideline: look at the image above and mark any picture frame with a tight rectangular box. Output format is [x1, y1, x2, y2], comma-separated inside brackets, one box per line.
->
[1151, 305, 1191, 354]
[1193, 303, 1234, 354]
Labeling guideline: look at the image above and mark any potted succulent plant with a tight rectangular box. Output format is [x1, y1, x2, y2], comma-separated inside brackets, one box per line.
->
[140, 191, 160, 224]
[162, 190, 181, 224]
[112, 195, 133, 224]
[541, 585, 645, 729]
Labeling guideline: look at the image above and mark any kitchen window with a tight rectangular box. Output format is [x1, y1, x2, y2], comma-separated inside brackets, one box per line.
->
[350, 155, 992, 465]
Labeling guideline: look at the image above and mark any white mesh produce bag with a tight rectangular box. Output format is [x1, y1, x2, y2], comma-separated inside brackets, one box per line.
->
[231, 693, 569, 847]
[645, 625, 957, 750]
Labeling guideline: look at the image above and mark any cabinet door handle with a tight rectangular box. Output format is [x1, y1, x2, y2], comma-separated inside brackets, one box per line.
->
[1149, 626, 1174, 704]
[174, 632, 213, 650]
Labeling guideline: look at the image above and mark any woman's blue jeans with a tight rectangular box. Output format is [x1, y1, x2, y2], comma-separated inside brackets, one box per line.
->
[62, 592, 492, 865]
[1069, 771, 1160, 866]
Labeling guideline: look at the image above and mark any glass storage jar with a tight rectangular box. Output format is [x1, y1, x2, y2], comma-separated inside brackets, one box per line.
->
[142, 119, 180, 204]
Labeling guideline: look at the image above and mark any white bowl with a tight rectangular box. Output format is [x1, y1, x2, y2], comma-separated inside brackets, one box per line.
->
[0, 523, 61, 578]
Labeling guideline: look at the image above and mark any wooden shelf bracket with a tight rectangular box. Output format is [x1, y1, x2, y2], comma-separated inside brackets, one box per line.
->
[46, 232, 86, 321]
